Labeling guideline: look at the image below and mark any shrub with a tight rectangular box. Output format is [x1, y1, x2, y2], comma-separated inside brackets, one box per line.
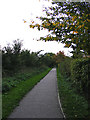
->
[2, 82, 11, 93]
[59, 57, 71, 78]
[71, 58, 90, 96]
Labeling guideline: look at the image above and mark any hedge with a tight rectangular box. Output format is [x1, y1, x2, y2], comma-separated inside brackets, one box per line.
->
[59, 57, 71, 78]
[71, 58, 90, 97]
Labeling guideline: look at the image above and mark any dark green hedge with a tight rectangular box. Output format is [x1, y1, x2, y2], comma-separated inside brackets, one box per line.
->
[71, 58, 90, 96]
[59, 57, 71, 78]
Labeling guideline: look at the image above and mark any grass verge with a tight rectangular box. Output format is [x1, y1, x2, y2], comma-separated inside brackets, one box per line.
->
[2, 66, 49, 93]
[57, 67, 88, 119]
[2, 68, 51, 119]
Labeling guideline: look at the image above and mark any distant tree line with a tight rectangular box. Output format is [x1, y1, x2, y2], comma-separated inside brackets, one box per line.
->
[2, 39, 56, 76]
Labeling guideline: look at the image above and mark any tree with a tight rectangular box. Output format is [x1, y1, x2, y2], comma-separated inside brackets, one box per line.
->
[12, 39, 22, 55]
[2, 39, 23, 75]
[2, 44, 13, 72]
[53, 51, 65, 65]
[39, 52, 55, 67]
[20, 49, 31, 67]
[29, 2, 90, 57]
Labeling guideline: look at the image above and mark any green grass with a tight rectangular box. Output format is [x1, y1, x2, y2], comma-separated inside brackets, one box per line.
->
[2, 68, 51, 119]
[57, 67, 88, 119]
[2, 67, 49, 93]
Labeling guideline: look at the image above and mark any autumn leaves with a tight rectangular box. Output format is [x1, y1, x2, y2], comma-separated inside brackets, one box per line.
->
[24, 2, 90, 55]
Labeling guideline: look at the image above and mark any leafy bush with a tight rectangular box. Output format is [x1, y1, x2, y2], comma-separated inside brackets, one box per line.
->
[2, 82, 11, 93]
[59, 57, 71, 78]
[71, 58, 90, 96]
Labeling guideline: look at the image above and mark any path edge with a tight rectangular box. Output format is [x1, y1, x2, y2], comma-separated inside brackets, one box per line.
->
[56, 69, 66, 119]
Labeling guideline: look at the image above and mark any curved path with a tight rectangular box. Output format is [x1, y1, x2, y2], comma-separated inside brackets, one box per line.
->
[9, 68, 64, 118]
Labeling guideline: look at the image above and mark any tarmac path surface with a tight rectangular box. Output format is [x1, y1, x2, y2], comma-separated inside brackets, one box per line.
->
[9, 68, 64, 118]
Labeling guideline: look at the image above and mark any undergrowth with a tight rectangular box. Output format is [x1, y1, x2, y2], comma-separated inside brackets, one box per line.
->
[57, 66, 88, 119]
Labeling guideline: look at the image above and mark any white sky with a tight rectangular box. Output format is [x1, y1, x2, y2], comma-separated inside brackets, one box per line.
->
[0, 0, 73, 56]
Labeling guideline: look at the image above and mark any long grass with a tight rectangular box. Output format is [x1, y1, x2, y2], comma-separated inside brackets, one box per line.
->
[2, 68, 51, 119]
[57, 67, 88, 119]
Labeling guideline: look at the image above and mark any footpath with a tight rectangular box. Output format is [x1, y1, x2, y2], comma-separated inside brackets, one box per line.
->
[9, 68, 64, 118]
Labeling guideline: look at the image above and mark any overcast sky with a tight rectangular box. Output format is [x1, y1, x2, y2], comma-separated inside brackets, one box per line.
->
[0, 0, 73, 56]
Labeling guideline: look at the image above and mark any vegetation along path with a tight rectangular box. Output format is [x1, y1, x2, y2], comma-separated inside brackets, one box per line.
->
[8, 68, 64, 118]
